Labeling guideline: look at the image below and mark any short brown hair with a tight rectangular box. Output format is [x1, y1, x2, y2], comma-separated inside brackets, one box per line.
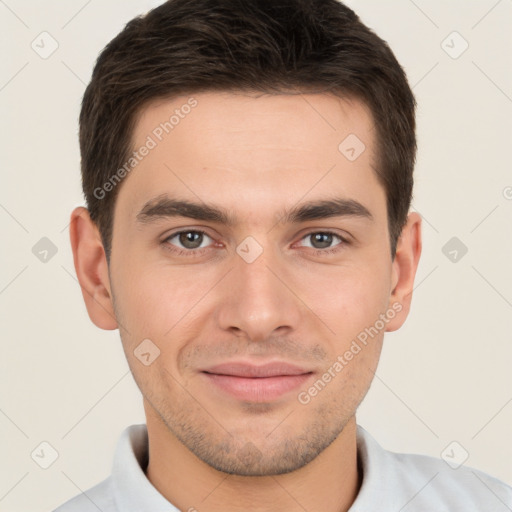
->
[80, 0, 416, 260]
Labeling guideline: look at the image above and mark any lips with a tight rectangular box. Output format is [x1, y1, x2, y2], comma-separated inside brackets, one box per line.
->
[203, 361, 311, 378]
[200, 361, 314, 402]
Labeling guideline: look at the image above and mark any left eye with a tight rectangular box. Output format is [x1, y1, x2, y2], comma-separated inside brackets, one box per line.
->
[165, 230, 213, 250]
[298, 232, 345, 250]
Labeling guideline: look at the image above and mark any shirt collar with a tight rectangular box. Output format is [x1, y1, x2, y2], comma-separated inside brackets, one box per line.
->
[111, 424, 179, 511]
[110, 423, 390, 511]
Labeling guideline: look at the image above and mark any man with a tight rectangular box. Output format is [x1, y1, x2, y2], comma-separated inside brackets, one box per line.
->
[56, 0, 512, 510]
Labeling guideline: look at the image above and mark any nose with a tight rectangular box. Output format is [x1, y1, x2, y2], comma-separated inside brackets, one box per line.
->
[215, 243, 302, 343]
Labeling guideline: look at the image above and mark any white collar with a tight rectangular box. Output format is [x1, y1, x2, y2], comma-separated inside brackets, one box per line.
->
[107, 423, 512, 511]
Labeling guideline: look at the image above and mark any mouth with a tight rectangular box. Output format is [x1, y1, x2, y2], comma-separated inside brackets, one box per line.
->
[200, 361, 314, 402]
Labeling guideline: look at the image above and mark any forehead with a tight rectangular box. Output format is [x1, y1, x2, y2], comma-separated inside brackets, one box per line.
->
[116, 91, 382, 225]
[134, 90, 374, 155]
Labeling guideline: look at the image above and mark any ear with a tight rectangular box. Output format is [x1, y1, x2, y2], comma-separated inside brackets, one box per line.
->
[385, 212, 422, 332]
[69, 206, 118, 330]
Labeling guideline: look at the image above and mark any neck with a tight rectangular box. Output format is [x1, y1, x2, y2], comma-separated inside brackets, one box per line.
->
[144, 402, 361, 512]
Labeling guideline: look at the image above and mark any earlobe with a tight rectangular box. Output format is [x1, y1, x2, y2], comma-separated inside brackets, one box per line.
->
[69, 207, 118, 330]
[386, 212, 422, 332]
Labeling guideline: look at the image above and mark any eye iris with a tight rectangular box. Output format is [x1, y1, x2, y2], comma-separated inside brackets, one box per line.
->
[179, 231, 203, 249]
[311, 233, 333, 249]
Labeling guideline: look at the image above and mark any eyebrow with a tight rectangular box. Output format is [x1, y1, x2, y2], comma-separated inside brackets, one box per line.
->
[136, 194, 373, 226]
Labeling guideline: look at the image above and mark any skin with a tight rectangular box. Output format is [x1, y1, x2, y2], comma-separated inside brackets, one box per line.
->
[70, 91, 421, 512]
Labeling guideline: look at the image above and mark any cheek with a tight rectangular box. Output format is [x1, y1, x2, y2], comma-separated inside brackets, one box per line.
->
[113, 260, 220, 339]
[112, 266, 201, 388]
[293, 260, 391, 339]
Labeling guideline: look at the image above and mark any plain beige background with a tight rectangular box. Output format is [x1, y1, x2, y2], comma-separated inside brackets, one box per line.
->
[1, 0, 511, 510]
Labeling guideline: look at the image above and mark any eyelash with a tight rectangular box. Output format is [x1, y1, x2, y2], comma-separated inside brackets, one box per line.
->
[162, 230, 349, 258]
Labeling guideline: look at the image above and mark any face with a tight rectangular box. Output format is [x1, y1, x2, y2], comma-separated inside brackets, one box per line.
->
[82, 91, 417, 476]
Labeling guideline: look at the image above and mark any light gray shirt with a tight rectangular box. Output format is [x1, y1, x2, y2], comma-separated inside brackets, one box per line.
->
[53, 423, 512, 511]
